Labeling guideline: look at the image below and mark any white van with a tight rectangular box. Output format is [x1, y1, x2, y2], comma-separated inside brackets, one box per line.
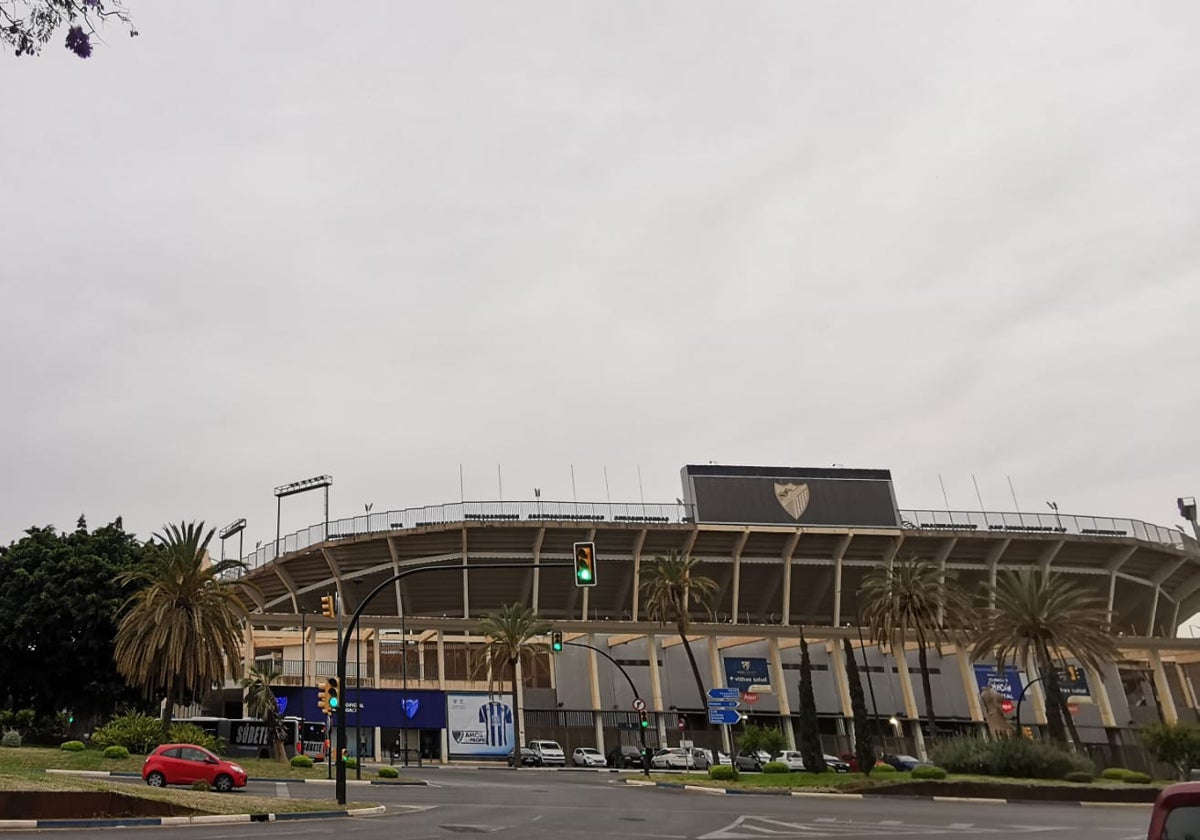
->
[527, 740, 566, 766]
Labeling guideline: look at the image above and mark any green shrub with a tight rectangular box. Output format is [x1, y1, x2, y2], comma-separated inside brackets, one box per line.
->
[103, 745, 130, 760]
[290, 754, 314, 768]
[708, 765, 738, 781]
[911, 765, 948, 780]
[165, 723, 224, 755]
[1064, 771, 1094, 783]
[92, 712, 164, 754]
[930, 736, 1093, 780]
[191, 779, 212, 791]
[762, 761, 789, 774]
[377, 765, 399, 779]
[1, 729, 22, 748]
[1141, 722, 1200, 779]
[1101, 767, 1131, 780]
[872, 763, 897, 773]
[343, 756, 357, 769]
[1123, 771, 1152, 784]
[60, 740, 86, 752]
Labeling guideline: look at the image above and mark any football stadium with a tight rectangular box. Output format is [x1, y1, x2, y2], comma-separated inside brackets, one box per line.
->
[224, 464, 1200, 768]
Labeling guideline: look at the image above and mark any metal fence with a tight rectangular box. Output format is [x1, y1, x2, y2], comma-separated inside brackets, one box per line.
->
[229, 500, 1196, 576]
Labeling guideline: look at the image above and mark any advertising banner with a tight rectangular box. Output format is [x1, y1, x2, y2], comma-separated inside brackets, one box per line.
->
[1056, 666, 1091, 699]
[723, 657, 770, 691]
[681, 465, 900, 527]
[447, 693, 515, 757]
[278, 687, 445, 729]
[973, 665, 1025, 702]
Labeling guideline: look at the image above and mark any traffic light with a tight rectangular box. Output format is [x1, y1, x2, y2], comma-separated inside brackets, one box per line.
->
[320, 594, 336, 619]
[639, 710, 649, 729]
[573, 541, 597, 587]
[551, 631, 563, 652]
[318, 677, 340, 715]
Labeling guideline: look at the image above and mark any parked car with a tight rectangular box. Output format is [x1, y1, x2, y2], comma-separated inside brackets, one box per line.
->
[697, 749, 732, 767]
[881, 754, 923, 771]
[1148, 781, 1200, 839]
[607, 745, 646, 768]
[733, 750, 771, 772]
[823, 754, 851, 773]
[527, 740, 566, 766]
[142, 744, 247, 792]
[572, 747, 607, 767]
[508, 747, 540, 767]
[838, 752, 860, 772]
[650, 747, 709, 770]
[779, 750, 806, 771]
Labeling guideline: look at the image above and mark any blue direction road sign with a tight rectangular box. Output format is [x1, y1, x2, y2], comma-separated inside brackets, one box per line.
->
[707, 699, 738, 709]
[707, 687, 740, 701]
[708, 709, 741, 725]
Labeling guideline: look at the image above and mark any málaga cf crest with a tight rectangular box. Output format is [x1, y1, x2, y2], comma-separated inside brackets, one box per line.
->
[774, 482, 810, 520]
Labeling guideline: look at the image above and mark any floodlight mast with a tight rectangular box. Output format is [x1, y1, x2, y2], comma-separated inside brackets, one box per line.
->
[218, 518, 246, 562]
[273, 475, 333, 560]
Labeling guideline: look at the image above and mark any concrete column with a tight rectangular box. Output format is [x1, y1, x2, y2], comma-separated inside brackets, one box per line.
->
[1175, 663, 1199, 713]
[516, 659, 528, 752]
[306, 626, 318, 688]
[781, 535, 797, 626]
[955, 646, 984, 724]
[631, 530, 646, 622]
[588, 634, 604, 753]
[1024, 654, 1047, 725]
[707, 636, 731, 754]
[437, 631, 448, 764]
[893, 646, 926, 760]
[1107, 572, 1118, 622]
[1148, 587, 1161, 637]
[771, 638, 796, 750]
[647, 635, 667, 744]
[1087, 663, 1117, 727]
[1149, 650, 1179, 725]
[826, 640, 852, 749]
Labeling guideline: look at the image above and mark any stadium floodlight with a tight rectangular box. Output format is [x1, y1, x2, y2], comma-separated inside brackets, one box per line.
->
[274, 475, 334, 497]
[273, 475, 333, 559]
[218, 518, 247, 562]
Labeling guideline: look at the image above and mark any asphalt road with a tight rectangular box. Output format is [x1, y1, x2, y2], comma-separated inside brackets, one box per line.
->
[5, 767, 1153, 839]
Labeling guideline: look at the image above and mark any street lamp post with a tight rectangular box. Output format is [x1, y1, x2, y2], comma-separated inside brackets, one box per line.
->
[219, 519, 247, 565]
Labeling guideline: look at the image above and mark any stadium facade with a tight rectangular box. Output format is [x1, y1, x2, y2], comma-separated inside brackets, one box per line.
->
[228, 465, 1200, 766]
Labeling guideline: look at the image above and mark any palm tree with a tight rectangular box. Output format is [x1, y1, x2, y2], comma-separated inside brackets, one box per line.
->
[859, 555, 969, 739]
[114, 522, 250, 724]
[640, 551, 718, 709]
[972, 567, 1117, 745]
[475, 603, 550, 768]
[242, 664, 288, 762]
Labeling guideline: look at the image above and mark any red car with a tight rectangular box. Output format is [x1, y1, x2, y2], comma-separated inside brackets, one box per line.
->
[1148, 781, 1200, 839]
[142, 743, 248, 792]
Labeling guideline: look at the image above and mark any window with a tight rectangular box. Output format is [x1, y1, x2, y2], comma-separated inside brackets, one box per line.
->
[1164, 806, 1200, 840]
[161, 747, 182, 759]
[180, 747, 209, 762]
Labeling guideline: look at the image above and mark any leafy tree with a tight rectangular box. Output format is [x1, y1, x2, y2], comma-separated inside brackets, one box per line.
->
[796, 631, 825, 773]
[860, 556, 969, 738]
[640, 552, 718, 709]
[0, 517, 149, 721]
[1, 0, 137, 58]
[843, 637, 874, 776]
[114, 522, 250, 724]
[1141, 722, 1200, 779]
[736, 722, 787, 759]
[475, 603, 550, 768]
[972, 568, 1117, 746]
[241, 665, 288, 762]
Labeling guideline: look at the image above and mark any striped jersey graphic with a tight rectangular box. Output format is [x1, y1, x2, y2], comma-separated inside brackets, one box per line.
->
[479, 700, 513, 746]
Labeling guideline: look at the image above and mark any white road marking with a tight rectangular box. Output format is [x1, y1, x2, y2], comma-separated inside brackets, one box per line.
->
[275, 782, 290, 799]
[700, 815, 1069, 838]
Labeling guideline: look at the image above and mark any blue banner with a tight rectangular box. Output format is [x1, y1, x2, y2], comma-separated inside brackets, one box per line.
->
[1056, 665, 1091, 698]
[973, 665, 1024, 701]
[724, 657, 770, 691]
[278, 688, 446, 729]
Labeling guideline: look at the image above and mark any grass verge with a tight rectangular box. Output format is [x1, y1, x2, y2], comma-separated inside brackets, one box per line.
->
[652, 770, 1167, 792]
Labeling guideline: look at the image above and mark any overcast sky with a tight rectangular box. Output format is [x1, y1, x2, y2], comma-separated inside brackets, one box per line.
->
[1, 1, 1198, 548]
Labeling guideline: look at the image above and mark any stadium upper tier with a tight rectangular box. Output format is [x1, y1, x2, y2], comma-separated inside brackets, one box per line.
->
[233, 498, 1200, 638]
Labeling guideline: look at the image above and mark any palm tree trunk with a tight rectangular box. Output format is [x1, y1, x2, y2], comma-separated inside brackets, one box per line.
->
[1035, 646, 1068, 744]
[917, 642, 938, 738]
[511, 657, 522, 770]
[677, 621, 707, 709]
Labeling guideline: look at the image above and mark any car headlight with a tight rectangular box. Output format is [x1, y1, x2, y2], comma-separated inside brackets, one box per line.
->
[230, 765, 245, 774]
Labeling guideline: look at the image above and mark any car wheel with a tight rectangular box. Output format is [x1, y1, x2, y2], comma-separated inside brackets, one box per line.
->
[213, 774, 234, 793]
[145, 771, 166, 788]
[754, 763, 762, 772]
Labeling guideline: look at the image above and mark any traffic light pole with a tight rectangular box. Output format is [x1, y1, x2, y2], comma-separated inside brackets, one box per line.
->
[335, 560, 574, 805]
[562, 640, 651, 777]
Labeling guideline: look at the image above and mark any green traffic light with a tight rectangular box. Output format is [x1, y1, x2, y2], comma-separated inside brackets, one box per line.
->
[329, 697, 339, 708]
[577, 568, 592, 582]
